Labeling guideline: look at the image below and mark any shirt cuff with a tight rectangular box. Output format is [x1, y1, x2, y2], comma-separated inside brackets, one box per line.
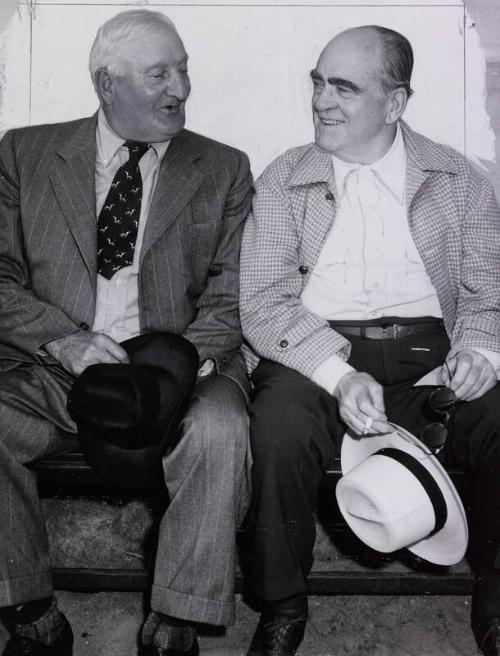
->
[470, 348, 500, 379]
[311, 354, 355, 395]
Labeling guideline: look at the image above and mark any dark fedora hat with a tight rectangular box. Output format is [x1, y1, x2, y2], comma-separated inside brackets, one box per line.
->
[67, 332, 199, 489]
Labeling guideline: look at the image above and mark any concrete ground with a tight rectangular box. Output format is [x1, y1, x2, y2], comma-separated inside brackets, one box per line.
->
[0, 494, 481, 655]
[0, 591, 479, 655]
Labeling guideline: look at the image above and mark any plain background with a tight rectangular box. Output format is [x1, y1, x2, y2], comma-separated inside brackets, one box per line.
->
[0, 0, 498, 196]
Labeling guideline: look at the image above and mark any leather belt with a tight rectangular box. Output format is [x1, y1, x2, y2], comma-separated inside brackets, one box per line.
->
[328, 321, 443, 340]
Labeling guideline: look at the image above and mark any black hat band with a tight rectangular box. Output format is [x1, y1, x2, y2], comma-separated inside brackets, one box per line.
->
[376, 447, 448, 538]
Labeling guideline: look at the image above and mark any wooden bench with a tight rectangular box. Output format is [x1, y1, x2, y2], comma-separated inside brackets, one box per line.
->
[32, 450, 474, 597]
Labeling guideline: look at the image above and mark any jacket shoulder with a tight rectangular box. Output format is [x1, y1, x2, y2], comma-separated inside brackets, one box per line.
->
[402, 122, 489, 184]
[0, 117, 94, 172]
[179, 129, 250, 167]
[257, 143, 316, 189]
[2, 117, 92, 147]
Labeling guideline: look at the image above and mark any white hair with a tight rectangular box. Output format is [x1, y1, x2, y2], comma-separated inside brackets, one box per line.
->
[89, 10, 178, 85]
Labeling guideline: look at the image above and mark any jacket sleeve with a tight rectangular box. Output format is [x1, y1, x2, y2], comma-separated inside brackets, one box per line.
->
[182, 150, 253, 371]
[0, 130, 79, 362]
[240, 166, 351, 379]
[450, 172, 500, 355]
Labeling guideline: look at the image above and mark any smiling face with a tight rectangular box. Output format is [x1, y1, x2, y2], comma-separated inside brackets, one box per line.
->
[103, 24, 190, 143]
[312, 28, 397, 163]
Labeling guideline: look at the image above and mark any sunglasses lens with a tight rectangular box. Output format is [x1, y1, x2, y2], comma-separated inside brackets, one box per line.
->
[421, 422, 447, 452]
[429, 387, 455, 412]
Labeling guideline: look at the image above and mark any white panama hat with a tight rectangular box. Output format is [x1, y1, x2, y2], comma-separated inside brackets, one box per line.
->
[335, 423, 468, 566]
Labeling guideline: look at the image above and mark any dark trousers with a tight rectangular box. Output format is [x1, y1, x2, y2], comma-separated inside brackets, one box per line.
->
[247, 326, 500, 627]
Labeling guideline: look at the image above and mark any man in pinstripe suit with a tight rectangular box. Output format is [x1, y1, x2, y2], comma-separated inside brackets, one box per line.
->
[0, 10, 252, 656]
[240, 26, 500, 656]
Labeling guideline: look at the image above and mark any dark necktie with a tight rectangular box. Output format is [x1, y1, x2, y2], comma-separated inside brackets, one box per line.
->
[97, 141, 150, 280]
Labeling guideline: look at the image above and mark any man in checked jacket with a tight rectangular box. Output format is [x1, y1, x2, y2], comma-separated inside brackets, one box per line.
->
[240, 25, 500, 656]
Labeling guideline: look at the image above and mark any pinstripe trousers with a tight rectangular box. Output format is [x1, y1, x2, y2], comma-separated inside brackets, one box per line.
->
[0, 362, 251, 626]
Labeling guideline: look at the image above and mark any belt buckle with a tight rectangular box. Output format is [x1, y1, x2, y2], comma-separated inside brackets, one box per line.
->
[393, 324, 399, 339]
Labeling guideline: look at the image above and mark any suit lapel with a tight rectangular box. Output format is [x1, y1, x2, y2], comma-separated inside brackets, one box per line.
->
[49, 116, 97, 283]
[141, 131, 206, 260]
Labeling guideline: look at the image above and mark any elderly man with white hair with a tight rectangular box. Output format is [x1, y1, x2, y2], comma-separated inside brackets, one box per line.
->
[0, 9, 252, 655]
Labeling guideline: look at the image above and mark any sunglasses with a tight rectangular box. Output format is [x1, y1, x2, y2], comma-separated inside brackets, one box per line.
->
[419, 359, 456, 454]
[420, 385, 456, 454]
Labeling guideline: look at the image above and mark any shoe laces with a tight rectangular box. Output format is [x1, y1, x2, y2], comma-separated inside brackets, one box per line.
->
[260, 612, 307, 652]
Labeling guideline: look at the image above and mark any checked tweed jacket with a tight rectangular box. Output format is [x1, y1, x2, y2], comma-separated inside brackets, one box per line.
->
[240, 121, 500, 378]
[0, 115, 253, 387]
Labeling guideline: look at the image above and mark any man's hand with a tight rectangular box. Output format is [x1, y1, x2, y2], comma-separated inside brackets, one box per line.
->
[443, 349, 496, 401]
[334, 371, 392, 436]
[45, 331, 129, 376]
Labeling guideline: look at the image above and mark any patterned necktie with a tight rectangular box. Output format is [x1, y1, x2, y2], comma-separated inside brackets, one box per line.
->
[97, 141, 150, 279]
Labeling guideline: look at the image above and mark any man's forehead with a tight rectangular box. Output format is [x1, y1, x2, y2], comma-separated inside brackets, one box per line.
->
[121, 27, 187, 67]
[316, 28, 383, 78]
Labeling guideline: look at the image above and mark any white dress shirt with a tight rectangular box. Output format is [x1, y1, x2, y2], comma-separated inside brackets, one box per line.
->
[301, 125, 499, 393]
[92, 108, 169, 342]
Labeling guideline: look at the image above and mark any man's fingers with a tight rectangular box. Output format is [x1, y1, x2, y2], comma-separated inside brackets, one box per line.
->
[445, 350, 496, 401]
[459, 370, 496, 401]
[441, 359, 454, 385]
[341, 408, 391, 436]
[336, 371, 391, 435]
[368, 383, 386, 414]
[358, 398, 387, 423]
[340, 409, 366, 435]
[93, 334, 129, 362]
[449, 354, 473, 391]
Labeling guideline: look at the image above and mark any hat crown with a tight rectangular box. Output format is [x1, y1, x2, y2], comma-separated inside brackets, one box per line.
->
[337, 453, 437, 553]
[337, 424, 468, 566]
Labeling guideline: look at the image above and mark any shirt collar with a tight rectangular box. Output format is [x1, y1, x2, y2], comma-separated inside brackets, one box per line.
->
[332, 122, 406, 204]
[96, 106, 170, 166]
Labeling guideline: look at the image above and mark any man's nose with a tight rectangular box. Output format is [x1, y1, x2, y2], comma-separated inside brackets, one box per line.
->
[166, 69, 190, 100]
[314, 86, 339, 112]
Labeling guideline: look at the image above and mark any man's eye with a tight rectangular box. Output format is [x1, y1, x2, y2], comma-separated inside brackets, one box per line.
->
[312, 78, 323, 88]
[337, 87, 352, 97]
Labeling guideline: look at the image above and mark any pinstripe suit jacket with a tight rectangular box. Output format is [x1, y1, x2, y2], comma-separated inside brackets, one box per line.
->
[240, 121, 500, 378]
[0, 115, 253, 388]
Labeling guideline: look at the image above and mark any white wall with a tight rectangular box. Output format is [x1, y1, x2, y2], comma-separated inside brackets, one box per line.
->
[0, 0, 495, 180]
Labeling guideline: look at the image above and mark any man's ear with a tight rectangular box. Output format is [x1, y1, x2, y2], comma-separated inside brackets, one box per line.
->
[94, 68, 115, 105]
[385, 88, 408, 125]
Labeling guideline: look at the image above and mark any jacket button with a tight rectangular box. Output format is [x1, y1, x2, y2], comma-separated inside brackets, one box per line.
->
[298, 265, 309, 275]
[325, 192, 334, 201]
[279, 340, 289, 348]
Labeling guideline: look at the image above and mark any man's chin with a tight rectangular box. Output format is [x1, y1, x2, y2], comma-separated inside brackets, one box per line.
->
[315, 135, 340, 154]
[142, 120, 186, 144]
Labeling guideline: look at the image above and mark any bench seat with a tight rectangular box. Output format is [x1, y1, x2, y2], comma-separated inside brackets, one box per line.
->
[32, 450, 473, 596]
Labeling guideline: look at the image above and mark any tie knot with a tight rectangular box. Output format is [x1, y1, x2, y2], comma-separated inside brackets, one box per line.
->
[125, 141, 150, 163]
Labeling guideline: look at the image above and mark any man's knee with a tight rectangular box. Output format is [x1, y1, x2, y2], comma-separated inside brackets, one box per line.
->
[181, 373, 249, 456]
[251, 379, 331, 458]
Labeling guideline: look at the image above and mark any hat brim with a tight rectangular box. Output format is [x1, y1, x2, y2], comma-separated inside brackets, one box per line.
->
[340, 423, 468, 566]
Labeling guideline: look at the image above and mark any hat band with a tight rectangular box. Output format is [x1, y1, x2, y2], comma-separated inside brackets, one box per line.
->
[376, 448, 448, 538]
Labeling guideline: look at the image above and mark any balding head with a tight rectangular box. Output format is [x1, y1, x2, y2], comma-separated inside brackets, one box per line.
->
[319, 26, 413, 98]
[311, 26, 411, 162]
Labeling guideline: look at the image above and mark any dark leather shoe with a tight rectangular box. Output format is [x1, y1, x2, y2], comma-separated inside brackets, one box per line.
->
[3, 616, 73, 656]
[138, 638, 199, 656]
[479, 621, 500, 656]
[247, 606, 307, 656]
